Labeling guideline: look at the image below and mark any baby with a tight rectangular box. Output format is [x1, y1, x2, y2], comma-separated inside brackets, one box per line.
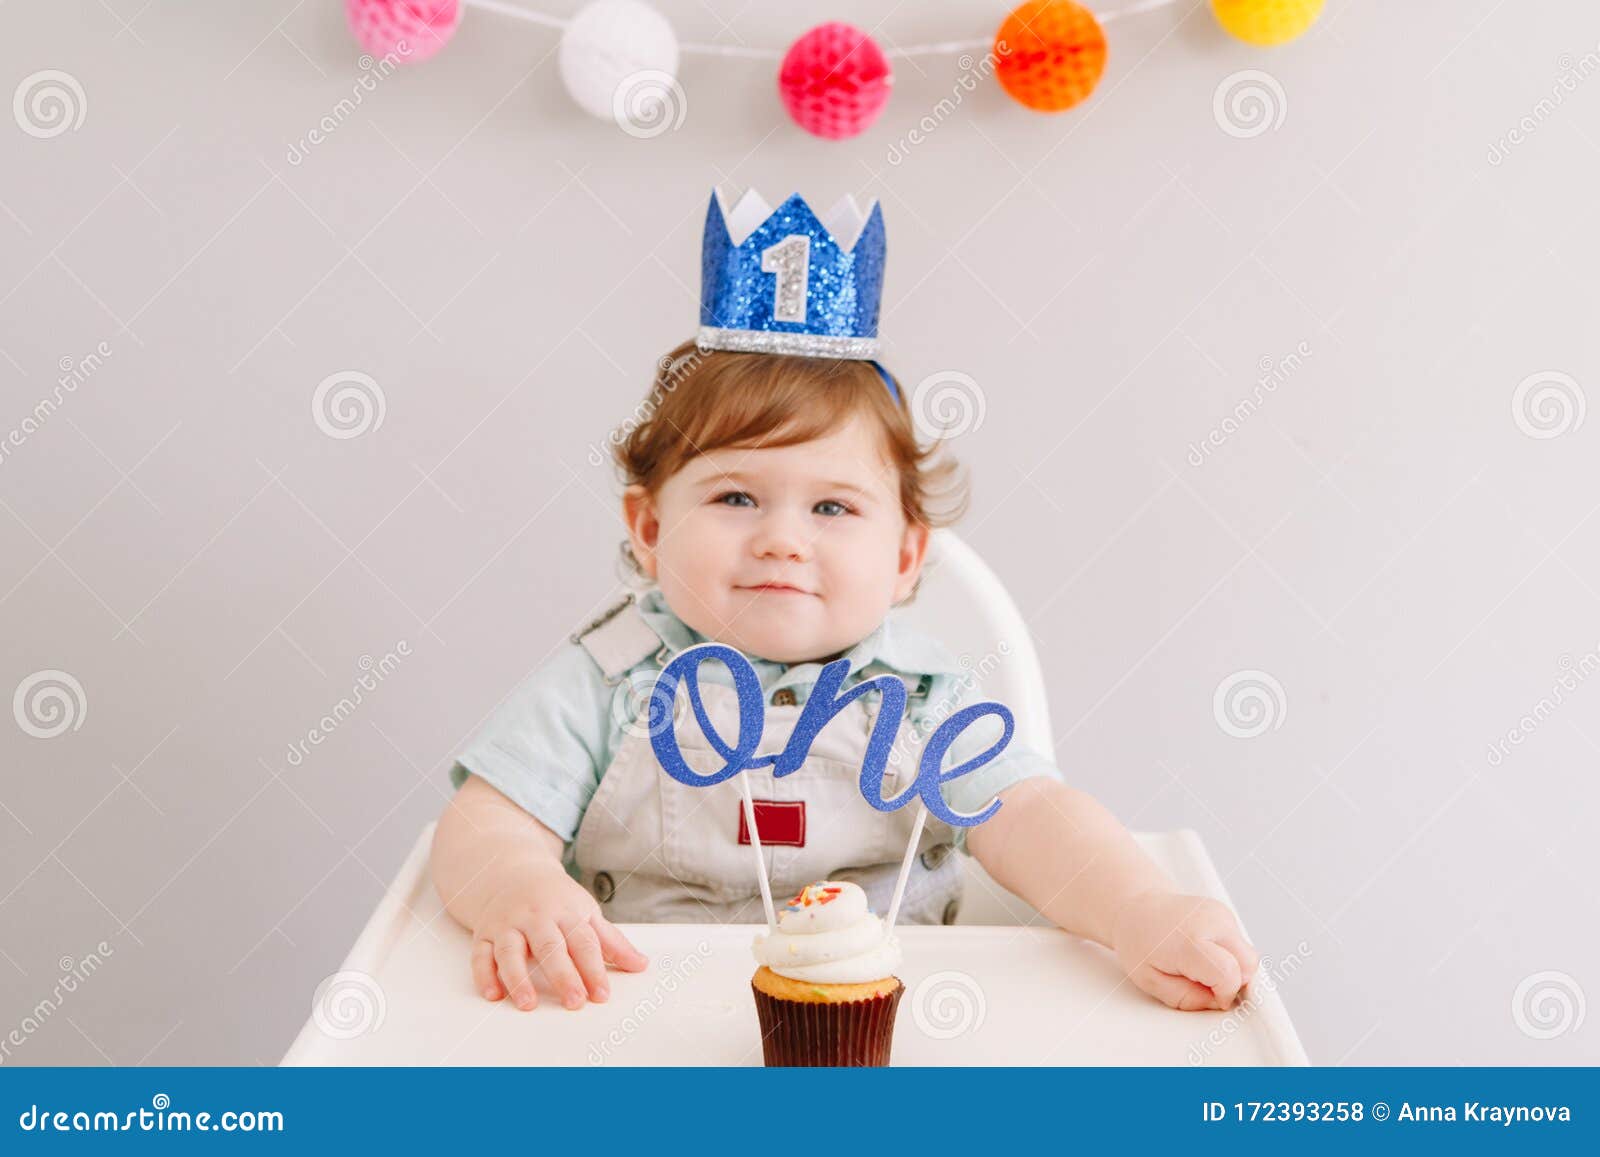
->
[431, 338, 1261, 1017]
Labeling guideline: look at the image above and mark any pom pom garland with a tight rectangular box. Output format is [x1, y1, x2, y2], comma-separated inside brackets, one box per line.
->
[341, 1, 1321, 138]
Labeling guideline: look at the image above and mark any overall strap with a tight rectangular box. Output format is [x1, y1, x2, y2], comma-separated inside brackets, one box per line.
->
[571, 593, 666, 683]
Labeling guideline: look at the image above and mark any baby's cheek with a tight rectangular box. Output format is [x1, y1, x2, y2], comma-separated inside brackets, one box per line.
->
[835, 531, 903, 587]
[659, 527, 720, 579]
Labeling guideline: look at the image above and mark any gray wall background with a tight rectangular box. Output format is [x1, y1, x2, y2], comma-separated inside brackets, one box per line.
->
[3, 0, 1598, 1065]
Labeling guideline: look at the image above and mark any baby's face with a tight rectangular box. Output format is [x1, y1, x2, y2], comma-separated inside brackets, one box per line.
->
[624, 414, 928, 664]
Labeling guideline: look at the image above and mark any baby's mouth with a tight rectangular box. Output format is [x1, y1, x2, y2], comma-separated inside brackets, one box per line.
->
[738, 582, 815, 597]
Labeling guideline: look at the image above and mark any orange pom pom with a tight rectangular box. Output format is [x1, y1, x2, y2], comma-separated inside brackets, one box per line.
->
[993, 0, 1107, 113]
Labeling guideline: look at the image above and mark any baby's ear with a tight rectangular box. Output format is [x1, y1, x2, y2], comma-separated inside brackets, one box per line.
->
[893, 520, 931, 602]
[621, 486, 660, 577]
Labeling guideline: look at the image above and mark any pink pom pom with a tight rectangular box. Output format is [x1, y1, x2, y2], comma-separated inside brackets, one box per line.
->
[778, 23, 892, 140]
[345, 0, 461, 65]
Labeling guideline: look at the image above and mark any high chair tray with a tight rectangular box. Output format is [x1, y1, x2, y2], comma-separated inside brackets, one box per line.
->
[282, 823, 1309, 1066]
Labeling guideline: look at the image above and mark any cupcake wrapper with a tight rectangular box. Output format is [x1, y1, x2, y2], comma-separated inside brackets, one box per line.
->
[751, 980, 904, 1067]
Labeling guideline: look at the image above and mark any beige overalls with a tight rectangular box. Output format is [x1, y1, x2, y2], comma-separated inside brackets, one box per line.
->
[566, 595, 965, 925]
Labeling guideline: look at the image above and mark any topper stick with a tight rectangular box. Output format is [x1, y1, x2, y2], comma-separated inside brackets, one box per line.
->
[739, 772, 778, 931]
[884, 801, 928, 934]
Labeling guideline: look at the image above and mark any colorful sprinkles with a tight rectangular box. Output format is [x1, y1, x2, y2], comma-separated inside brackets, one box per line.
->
[783, 882, 844, 912]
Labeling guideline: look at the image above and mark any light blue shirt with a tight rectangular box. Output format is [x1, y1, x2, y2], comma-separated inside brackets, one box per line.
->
[450, 588, 1063, 856]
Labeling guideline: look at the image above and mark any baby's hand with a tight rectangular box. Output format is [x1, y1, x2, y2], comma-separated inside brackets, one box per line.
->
[1110, 890, 1261, 1012]
[469, 856, 648, 1011]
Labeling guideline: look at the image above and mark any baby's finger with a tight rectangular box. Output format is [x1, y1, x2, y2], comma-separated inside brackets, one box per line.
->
[1134, 964, 1223, 1012]
[1184, 938, 1245, 1009]
[524, 920, 587, 1011]
[471, 938, 504, 1001]
[492, 930, 537, 1010]
[593, 915, 649, 971]
[1212, 929, 1261, 980]
[560, 917, 610, 1002]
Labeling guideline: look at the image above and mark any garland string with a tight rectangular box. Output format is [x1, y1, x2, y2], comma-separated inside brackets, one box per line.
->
[459, 0, 1188, 60]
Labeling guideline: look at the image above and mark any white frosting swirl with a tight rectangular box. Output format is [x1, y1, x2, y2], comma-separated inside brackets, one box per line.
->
[752, 880, 902, 984]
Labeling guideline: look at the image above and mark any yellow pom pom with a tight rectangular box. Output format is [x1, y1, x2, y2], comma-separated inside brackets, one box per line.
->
[1211, 0, 1324, 47]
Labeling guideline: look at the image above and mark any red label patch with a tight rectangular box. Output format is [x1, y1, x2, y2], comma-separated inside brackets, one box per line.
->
[736, 799, 806, 847]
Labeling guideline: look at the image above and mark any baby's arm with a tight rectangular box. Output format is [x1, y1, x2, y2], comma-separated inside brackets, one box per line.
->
[965, 777, 1259, 1011]
[432, 774, 648, 1011]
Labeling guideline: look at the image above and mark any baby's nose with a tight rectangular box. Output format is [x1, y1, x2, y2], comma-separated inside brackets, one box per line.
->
[752, 512, 811, 560]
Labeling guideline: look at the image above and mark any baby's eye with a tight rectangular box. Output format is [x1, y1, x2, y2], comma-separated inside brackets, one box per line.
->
[713, 490, 755, 508]
[813, 499, 853, 517]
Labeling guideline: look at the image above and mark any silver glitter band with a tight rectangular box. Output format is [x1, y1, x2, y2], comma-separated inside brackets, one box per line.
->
[696, 326, 878, 360]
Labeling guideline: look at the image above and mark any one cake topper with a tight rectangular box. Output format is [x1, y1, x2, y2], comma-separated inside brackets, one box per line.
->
[648, 643, 1014, 935]
[696, 187, 886, 363]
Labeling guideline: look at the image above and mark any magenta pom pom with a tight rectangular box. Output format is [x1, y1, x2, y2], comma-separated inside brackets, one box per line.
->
[345, 0, 461, 65]
[778, 23, 892, 140]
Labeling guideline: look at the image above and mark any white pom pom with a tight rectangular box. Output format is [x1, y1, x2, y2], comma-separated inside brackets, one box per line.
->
[559, 0, 681, 127]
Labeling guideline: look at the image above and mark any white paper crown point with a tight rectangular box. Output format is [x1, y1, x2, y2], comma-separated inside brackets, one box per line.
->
[719, 187, 773, 246]
[711, 186, 880, 252]
[822, 194, 875, 253]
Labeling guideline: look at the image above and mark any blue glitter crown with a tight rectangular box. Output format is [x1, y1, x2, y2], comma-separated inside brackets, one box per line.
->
[697, 187, 886, 361]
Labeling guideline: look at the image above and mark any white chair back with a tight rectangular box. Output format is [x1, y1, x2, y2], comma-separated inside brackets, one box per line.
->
[895, 530, 1056, 925]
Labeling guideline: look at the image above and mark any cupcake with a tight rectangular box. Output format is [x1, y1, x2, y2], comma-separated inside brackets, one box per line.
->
[750, 880, 904, 1066]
